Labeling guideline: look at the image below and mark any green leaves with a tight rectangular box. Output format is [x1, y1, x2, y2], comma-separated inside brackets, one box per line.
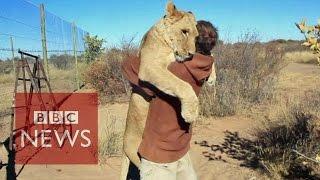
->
[84, 35, 105, 63]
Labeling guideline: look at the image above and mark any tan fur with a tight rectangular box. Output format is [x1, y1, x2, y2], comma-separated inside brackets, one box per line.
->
[0, 143, 7, 168]
[139, 2, 199, 123]
[120, 2, 199, 179]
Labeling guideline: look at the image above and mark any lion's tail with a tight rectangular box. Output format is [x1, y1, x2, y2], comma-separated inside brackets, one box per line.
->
[119, 153, 130, 180]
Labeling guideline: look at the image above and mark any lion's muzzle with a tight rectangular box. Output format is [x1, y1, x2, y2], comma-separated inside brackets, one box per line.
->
[175, 52, 194, 62]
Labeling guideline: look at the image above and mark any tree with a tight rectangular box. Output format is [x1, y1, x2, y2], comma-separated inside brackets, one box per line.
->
[49, 54, 73, 69]
[84, 35, 105, 63]
[296, 19, 320, 164]
[296, 19, 320, 65]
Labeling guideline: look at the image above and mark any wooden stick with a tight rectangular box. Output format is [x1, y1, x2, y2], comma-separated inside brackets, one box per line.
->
[292, 149, 320, 164]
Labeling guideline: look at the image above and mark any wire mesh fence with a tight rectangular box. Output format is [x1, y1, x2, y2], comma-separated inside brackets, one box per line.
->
[0, 0, 89, 116]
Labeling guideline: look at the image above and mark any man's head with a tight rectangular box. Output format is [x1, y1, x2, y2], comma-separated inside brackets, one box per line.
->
[196, 20, 218, 55]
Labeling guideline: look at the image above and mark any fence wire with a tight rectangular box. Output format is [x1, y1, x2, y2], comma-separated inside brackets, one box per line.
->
[0, 0, 89, 116]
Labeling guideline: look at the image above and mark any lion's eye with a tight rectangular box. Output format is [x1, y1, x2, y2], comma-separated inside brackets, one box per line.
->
[182, 29, 189, 35]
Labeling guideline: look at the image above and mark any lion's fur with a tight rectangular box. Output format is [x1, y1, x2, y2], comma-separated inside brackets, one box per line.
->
[120, 2, 200, 179]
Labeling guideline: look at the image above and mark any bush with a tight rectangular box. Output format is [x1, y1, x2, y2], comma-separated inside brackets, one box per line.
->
[267, 39, 308, 52]
[84, 35, 105, 63]
[197, 90, 320, 178]
[252, 90, 320, 178]
[200, 33, 286, 117]
[49, 54, 74, 69]
[0, 59, 14, 74]
[83, 38, 137, 101]
[83, 53, 128, 101]
[254, 112, 320, 178]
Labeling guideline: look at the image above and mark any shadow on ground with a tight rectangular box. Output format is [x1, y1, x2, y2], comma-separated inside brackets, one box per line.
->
[195, 130, 320, 180]
[1, 137, 17, 180]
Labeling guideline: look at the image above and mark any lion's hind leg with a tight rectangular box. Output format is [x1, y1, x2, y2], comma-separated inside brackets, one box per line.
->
[120, 154, 130, 180]
[120, 153, 140, 180]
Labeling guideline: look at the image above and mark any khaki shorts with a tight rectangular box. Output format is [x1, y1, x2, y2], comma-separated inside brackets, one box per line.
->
[140, 152, 197, 180]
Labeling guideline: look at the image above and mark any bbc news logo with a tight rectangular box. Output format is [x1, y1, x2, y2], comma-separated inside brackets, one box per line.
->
[15, 93, 98, 164]
[34, 111, 79, 124]
[20, 111, 91, 149]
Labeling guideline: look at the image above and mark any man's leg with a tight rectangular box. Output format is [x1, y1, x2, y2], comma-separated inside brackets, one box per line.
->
[176, 153, 197, 180]
[140, 158, 177, 180]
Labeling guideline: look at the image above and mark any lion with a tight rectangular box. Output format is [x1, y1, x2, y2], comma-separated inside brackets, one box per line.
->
[119, 2, 216, 180]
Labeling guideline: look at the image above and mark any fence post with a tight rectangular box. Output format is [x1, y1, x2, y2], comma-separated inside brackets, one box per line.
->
[72, 22, 80, 90]
[10, 37, 15, 75]
[40, 4, 50, 81]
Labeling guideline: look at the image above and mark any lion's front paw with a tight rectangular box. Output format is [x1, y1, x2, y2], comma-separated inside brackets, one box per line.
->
[181, 97, 199, 123]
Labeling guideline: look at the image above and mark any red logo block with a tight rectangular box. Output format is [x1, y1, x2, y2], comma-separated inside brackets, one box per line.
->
[14, 93, 98, 164]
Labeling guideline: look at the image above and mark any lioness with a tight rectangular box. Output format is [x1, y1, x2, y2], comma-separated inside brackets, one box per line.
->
[120, 3, 219, 180]
[138, 2, 199, 123]
[120, 2, 200, 179]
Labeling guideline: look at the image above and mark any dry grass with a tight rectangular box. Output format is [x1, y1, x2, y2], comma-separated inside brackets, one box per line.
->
[0, 62, 89, 116]
[197, 35, 320, 178]
[276, 63, 320, 98]
[285, 51, 318, 64]
[98, 115, 122, 164]
[0, 73, 14, 84]
[245, 60, 320, 178]
[197, 90, 320, 179]
[251, 90, 320, 178]
[49, 62, 89, 91]
[98, 104, 126, 164]
[1, 34, 319, 179]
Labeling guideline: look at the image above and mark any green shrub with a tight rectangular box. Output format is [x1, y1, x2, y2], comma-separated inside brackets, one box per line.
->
[84, 35, 105, 63]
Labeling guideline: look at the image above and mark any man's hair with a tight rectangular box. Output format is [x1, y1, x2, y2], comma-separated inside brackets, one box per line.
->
[195, 20, 218, 55]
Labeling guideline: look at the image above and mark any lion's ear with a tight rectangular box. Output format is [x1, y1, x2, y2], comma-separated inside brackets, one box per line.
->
[166, 1, 181, 17]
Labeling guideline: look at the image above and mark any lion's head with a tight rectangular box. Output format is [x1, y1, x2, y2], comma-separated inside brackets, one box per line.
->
[154, 2, 198, 62]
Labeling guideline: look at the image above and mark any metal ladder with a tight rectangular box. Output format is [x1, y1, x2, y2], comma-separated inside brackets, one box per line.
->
[9, 50, 57, 151]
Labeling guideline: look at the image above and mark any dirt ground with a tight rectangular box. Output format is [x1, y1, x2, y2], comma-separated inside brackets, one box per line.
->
[0, 62, 319, 180]
[1, 113, 265, 180]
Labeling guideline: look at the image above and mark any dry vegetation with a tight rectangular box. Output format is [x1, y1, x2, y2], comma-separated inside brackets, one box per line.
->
[81, 35, 320, 178]
[98, 109, 124, 163]
[0, 61, 89, 117]
[1, 34, 319, 179]
[285, 51, 318, 64]
[200, 34, 286, 117]
[83, 40, 135, 103]
[83, 51, 129, 102]
[249, 91, 320, 178]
